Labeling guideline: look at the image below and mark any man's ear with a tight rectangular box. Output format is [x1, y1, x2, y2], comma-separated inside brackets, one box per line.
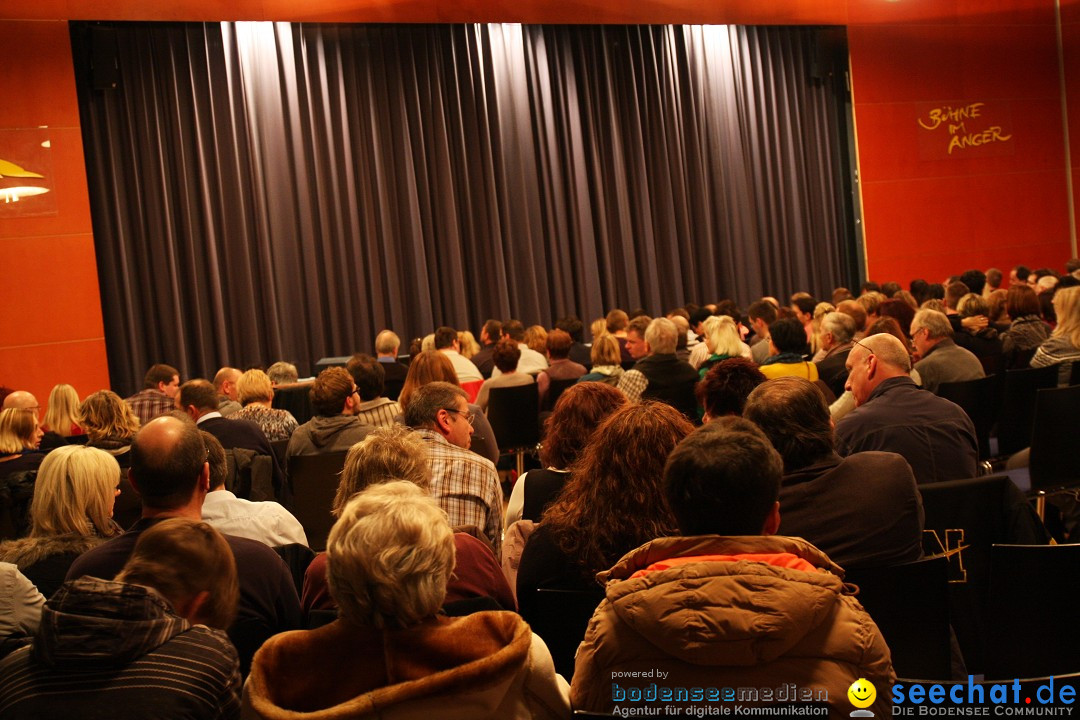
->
[434, 409, 452, 437]
[762, 501, 781, 536]
[199, 461, 210, 493]
[184, 405, 200, 422]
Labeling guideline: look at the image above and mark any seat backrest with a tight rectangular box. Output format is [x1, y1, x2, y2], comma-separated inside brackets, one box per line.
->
[937, 373, 1004, 460]
[1071, 360, 1080, 387]
[272, 382, 315, 425]
[997, 365, 1059, 456]
[519, 587, 606, 680]
[486, 383, 540, 451]
[287, 450, 348, 552]
[1029, 385, 1080, 491]
[986, 544, 1080, 679]
[845, 556, 952, 680]
[543, 378, 578, 412]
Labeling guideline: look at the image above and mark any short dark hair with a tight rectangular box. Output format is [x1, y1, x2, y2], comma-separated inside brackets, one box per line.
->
[554, 316, 584, 343]
[1067, 259, 1080, 274]
[492, 337, 521, 373]
[434, 326, 458, 350]
[768, 317, 807, 355]
[606, 310, 629, 333]
[689, 307, 713, 329]
[178, 379, 217, 412]
[131, 418, 207, 510]
[714, 300, 742, 325]
[747, 300, 777, 325]
[927, 283, 945, 300]
[960, 270, 986, 296]
[1007, 284, 1040, 317]
[791, 296, 816, 316]
[311, 367, 354, 417]
[986, 268, 1003, 289]
[945, 281, 970, 309]
[144, 363, 179, 390]
[627, 315, 651, 338]
[201, 430, 228, 491]
[482, 319, 503, 344]
[861, 281, 881, 294]
[347, 354, 385, 401]
[1014, 265, 1032, 282]
[695, 358, 766, 418]
[403, 381, 467, 428]
[503, 319, 526, 342]
[743, 377, 833, 472]
[546, 329, 573, 360]
[881, 282, 902, 298]
[663, 418, 782, 536]
[909, 279, 930, 304]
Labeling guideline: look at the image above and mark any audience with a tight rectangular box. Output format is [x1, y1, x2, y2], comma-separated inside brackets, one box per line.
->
[814, 311, 856, 398]
[373, 330, 408, 400]
[759, 316, 817, 380]
[285, 367, 374, 464]
[577, 333, 624, 385]
[555, 315, 592, 368]
[696, 357, 767, 420]
[693, 314, 746, 377]
[910, 308, 985, 393]
[954, 292, 1003, 371]
[232, 369, 299, 441]
[0, 563, 44, 658]
[617, 318, 699, 418]
[999, 285, 1049, 367]
[569, 418, 893, 716]
[1031, 285, 1080, 385]
[266, 361, 299, 386]
[434, 325, 484, 385]
[524, 324, 549, 355]
[124, 363, 180, 425]
[475, 337, 534, 411]
[493, 319, 549, 377]
[39, 383, 83, 450]
[536, 329, 586, 407]
[345, 353, 400, 427]
[746, 299, 778, 363]
[213, 367, 243, 416]
[0, 408, 44, 481]
[471, 319, 502, 378]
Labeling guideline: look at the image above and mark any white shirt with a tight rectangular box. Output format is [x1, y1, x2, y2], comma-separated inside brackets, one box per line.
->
[202, 490, 309, 548]
[0, 562, 44, 640]
[440, 349, 483, 383]
[491, 343, 549, 379]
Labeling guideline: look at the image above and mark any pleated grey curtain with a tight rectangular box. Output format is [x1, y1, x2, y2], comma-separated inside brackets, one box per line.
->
[72, 22, 856, 394]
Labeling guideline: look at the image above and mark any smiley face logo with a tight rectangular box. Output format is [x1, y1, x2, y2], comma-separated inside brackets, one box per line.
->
[848, 678, 876, 709]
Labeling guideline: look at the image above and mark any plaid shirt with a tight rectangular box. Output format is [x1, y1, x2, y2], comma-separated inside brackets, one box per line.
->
[616, 369, 648, 403]
[417, 429, 503, 557]
[124, 389, 176, 426]
[353, 397, 401, 429]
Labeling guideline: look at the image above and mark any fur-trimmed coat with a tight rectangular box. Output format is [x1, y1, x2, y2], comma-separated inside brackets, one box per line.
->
[242, 611, 569, 719]
[0, 534, 109, 599]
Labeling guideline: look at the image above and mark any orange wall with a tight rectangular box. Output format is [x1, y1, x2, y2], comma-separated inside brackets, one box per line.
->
[0, 20, 111, 406]
[0, 1, 1076, 400]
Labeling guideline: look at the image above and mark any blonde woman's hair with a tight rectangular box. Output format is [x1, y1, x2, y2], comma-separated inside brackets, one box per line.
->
[591, 333, 621, 366]
[703, 315, 743, 357]
[29, 445, 122, 539]
[0, 408, 38, 453]
[333, 425, 431, 516]
[79, 390, 141, 444]
[524, 325, 548, 355]
[43, 384, 81, 438]
[327, 481, 454, 629]
[1052, 286, 1080, 349]
[457, 330, 480, 359]
[116, 518, 238, 629]
[236, 369, 274, 406]
[590, 318, 608, 342]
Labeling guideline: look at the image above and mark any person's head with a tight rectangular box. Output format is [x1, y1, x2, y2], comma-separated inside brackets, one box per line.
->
[480, 319, 502, 346]
[1006, 284, 1041, 319]
[334, 425, 431, 516]
[688, 307, 713, 335]
[831, 287, 853, 305]
[605, 309, 629, 334]
[200, 431, 228, 491]
[433, 326, 459, 351]
[910, 308, 953, 357]
[590, 318, 608, 342]
[856, 291, 884, 319]
[663, 417, 782, 536]
[491, 337, 522, 374]
[945, 282, 970, 311]
[43, 384, 81, 437]
[1, 390, 39, 419]
[747, 300, 778, 337]
[625, 316, 652, 359]
[880, 281, 902, 298]
[818, 311, 855, 352]
[702, 315, 742, 357]
[346, 354, 385, 402]
[644, 317, 678, 355]
[144, 364, 181, 398]
[236, 369, 274, 406]
[844, 333, 912, 406]
[744, 378, 833, 472]
[178, 379, 219, 420]
[523, 325, 548, 355]
[327, 481, 454, 629]
[836, 299, 868, 333]
[375, 330, 401, 357]
[29, 445, 122, 539]
[213, 367, 241, 401]
[502, 319, 526, 342]
[458, 331, 480, 358]
[669, 315, 690, 350]
[959, 270, 986, 296]
[397, 351, 459, 412]
[78, 390, 141, 444]
[987, 288, 1010, 324]
[957, 293, 989, 319]
[1037, 274, 1059, 295]
[546, 328, 573, 360]
[0, 407, 41, 453]
[541, 382, 627, 469]
[696, 358, 767, 421]
[590, 334, 621, 367]
[878, 299, 916, 341]
[116, 518, 238, 629]
[311, 367, 359, 417]
[542, 402, 693, 574]
[920, 298, 947, 313]
[767, 317, 807, 356]
[421, 334, 436, 353]
[266, 361, 299, 385]
[129, 416, 209, 513]
[554, 316, 584, 344]
[861, 281, 881, 295]
[910, 278, 930, 305]
[985, 268, 1003, 291]
[403, 381, 473, 450]
[1052, 286, 1080, 349]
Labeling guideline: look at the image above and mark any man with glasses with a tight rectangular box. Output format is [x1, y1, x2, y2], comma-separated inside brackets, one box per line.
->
[835, 333, 977, 484]
[910, 308, 984, 395]
[404, 381, 503, 556]
[285, 367, 374, 466]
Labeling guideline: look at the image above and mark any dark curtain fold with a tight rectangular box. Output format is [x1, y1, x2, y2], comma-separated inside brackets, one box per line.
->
[71, 22, 856, 394]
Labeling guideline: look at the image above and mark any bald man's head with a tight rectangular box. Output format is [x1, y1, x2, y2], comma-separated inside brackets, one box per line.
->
[2, 391, 39, 418]
[130, 416, 208, 511]
[845, 334, 911, 407]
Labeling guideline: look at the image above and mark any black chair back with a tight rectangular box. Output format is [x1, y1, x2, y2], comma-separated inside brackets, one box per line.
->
[986, 544, 1080, 679]
[272, 382, 315, 425]
[287, 450, 348, 551]
[272, 543, 317, 597]
[937, 374, 1004, 460]
[1029, 386, 1080, 493]
[487, 383, 541, 452]
[996, 365, 1058, 456]
[1071, 360, 1080, 387]
[543, 378, 578, 412]
[845, 556, 952, 680]
[520, 587, 605, 680]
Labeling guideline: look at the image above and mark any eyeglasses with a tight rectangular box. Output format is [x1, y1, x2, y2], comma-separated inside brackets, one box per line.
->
[851, 338, 876, 358]
[445, 408, 475, 426]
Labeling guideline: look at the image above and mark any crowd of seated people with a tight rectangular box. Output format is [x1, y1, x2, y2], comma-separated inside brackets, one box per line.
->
[2, 260, 1079, 716]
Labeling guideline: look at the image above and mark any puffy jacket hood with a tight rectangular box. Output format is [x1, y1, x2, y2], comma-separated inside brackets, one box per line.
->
[31, 578, 188, 670]
[596, 535, 848, 667]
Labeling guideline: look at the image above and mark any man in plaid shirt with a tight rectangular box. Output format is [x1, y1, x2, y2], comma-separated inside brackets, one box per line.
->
[404, 381, 503, 556]
[124, 363, 181, 425]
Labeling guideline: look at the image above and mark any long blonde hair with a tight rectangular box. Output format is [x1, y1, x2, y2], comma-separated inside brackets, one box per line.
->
[43, 384, 81, 437]
[1052, 286, 1080, 349]
[29, 445, 122, 539]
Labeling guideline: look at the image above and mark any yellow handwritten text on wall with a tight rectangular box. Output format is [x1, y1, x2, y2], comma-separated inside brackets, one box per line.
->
[917, 102, 1013, 155]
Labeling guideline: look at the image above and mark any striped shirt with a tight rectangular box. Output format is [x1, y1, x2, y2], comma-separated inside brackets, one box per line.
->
[353, 397, 402, 428]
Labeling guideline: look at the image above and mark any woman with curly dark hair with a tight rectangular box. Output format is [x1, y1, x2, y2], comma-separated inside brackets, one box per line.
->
[516, 401, 693, 605]
[503, 382, 626, 527]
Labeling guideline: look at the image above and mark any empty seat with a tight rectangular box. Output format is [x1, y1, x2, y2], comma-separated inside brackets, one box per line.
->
[995, 365, 1058, 457]
[937, 374, 1004, 461]
[487, 383, 540, 476]
[287, 450, 348, 551]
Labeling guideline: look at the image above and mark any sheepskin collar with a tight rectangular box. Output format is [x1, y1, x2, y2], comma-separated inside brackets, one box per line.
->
[0, 533, 107, 570]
